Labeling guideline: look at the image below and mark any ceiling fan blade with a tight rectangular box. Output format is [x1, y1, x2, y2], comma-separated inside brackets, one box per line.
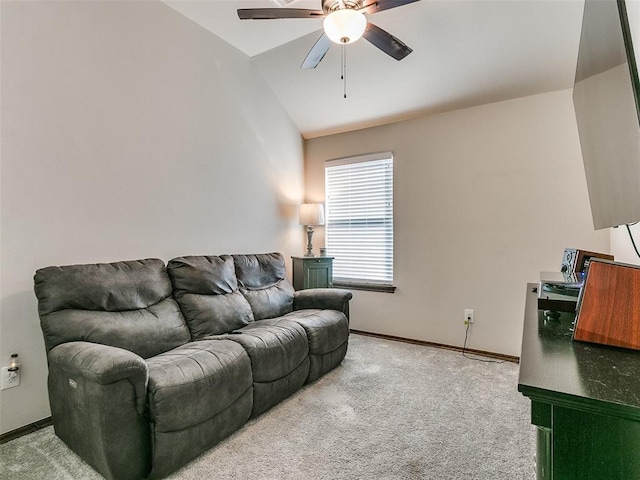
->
[301, 33, 332, 69]
[271, 0, 300, 5]
[363, 22, 413, 61]
[359, 0, 420, 15]
[238, 8, 324, 20]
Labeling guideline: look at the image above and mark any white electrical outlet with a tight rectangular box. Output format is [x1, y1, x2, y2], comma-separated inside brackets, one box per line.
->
[464, 309, 474, 325]
[1, 366, 20, 390]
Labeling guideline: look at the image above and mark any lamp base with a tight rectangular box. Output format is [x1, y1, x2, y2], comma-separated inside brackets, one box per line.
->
[305, 225, 316, 257]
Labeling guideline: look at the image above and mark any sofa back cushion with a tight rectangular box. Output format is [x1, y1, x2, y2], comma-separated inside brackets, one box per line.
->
[232, 253, 294, 320]
[34, 259, 190, 358]
[167, 255, 254, 339]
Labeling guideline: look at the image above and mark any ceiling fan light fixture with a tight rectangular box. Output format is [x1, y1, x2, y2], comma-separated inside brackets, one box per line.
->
[323, 9, 367, 44]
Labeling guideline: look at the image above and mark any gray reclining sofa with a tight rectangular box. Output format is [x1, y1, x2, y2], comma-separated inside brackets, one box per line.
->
[34, 252, 352, 480]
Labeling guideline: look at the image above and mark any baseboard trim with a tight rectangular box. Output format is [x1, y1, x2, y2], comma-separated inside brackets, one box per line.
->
[0, 417, 52, 445]
[350, 330, 520, 363]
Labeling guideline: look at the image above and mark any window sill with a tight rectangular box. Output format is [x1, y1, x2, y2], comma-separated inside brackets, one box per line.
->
[333, 281, 396, 293]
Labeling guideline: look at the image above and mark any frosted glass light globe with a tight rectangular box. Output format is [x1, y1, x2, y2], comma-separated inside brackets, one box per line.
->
[323, 9, 367, 44]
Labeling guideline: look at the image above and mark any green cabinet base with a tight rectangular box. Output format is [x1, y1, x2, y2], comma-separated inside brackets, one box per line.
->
[291, 256, 333, 290]
[519, 284, 640, 480]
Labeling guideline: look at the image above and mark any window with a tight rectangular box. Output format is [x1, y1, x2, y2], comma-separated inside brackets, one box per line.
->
[325, 152, 394, 291]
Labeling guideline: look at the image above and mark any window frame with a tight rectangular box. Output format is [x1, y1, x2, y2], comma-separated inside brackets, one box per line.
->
[324, 152, 395, 293]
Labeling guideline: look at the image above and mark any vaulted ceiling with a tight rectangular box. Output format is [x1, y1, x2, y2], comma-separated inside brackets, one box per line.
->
[164, 0, 585, 138]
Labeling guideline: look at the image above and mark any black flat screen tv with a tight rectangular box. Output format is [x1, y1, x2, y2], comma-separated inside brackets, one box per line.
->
[573, 0, 640, 230]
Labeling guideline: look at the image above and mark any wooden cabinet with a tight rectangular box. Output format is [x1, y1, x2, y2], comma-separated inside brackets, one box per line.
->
[291, 256, 333, 290]
[518, 284, 640, 480]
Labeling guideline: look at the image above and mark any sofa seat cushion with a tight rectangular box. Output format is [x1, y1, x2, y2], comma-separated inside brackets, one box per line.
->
[283, 309, 349, 384]
[283, 309, 349, 355]
[225, 318, 309, 383]
[146, 339, 252, 433]
[222, 318, 310, 417]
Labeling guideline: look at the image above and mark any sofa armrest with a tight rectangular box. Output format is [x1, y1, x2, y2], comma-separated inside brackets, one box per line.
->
[48, 341, 149, 415]
[293, 288, 353, 319]
[46, 341, 152, 479]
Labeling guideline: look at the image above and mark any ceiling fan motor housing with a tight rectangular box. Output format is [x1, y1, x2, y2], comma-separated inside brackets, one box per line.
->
[322, 0, 362, 14]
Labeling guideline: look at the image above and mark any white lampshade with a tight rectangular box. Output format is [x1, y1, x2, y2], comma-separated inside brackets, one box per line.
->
[323, 9, 367, 45]
[299, 203, 325, 226]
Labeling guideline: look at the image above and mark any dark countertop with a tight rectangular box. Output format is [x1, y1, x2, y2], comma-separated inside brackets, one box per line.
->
[518, 283, 640, 420]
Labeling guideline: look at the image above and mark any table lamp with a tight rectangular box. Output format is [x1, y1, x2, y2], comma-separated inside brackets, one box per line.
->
[299, 203, 325, 257]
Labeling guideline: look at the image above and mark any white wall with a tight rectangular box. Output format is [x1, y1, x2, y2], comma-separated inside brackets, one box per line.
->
[611, 224, 640, 265]
[611, 0, 640, 266]
[305, 90, 610, 357]
[0, 1, 304, 434]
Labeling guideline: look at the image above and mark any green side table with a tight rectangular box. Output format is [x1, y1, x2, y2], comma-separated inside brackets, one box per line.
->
[291, 256, 333, 290]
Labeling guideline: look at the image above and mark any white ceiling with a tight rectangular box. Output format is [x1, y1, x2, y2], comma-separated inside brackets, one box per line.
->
[164, 0, 585, 138]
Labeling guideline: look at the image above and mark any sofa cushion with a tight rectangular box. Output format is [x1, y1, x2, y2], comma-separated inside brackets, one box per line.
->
[284, 309, 349, 383]
[41, 299, 188, 362]
[146, 339, 252, 433]
[233, 253, 294, 320]
[150, 388, 252, 479]
[223, 318, 310, 417]
[35, 258, 172, 315]
[167, 255, 254, 338]
[251, 357, 309, 417]
[284, 309, 349, 355]
[34, 259, 190, 358]
[225, 318, 308, 383]
[240, 280, 295, 321]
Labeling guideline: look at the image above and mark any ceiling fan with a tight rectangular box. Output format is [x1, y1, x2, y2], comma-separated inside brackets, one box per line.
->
[238, 0, 420, 69]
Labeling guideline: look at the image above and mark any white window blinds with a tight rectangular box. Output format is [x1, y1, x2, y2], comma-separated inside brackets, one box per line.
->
[325, 153, 394, 285]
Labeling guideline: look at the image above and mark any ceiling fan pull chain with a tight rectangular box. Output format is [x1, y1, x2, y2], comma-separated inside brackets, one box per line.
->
[342, 44, 347, 99]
